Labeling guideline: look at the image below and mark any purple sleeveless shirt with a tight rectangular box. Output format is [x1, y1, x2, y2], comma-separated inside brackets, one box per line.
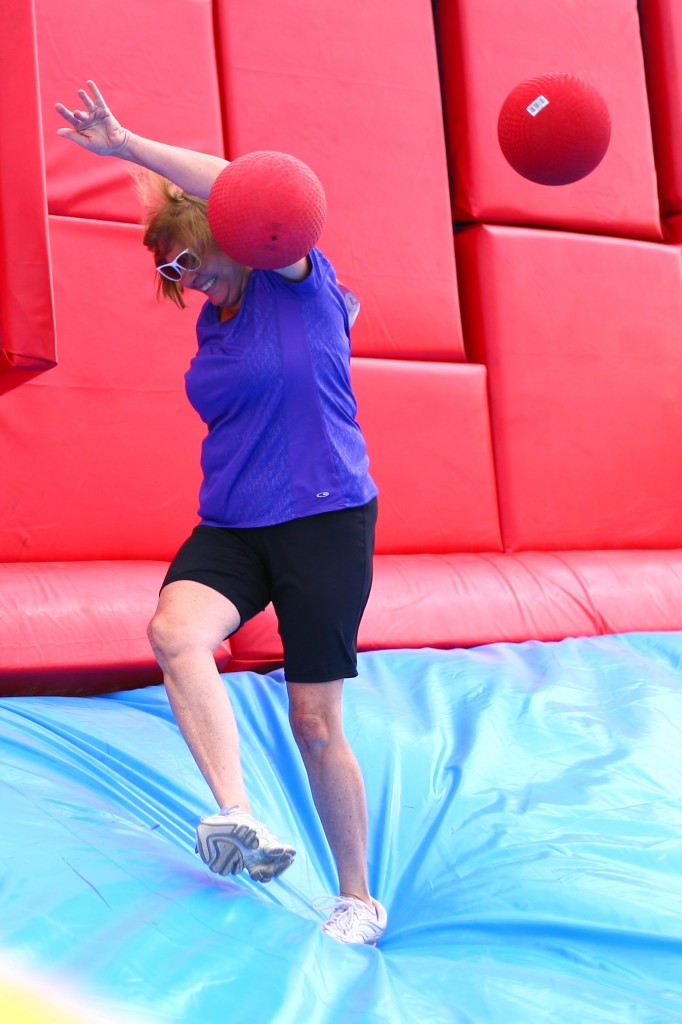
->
[184, 248, 377, 528]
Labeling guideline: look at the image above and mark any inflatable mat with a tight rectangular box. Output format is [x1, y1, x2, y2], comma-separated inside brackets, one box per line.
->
[1, 633, 681, 1023]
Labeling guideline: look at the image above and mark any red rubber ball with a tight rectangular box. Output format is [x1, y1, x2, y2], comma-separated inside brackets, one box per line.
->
[498, 72, 611, 186]
[207, 151, 327, 270]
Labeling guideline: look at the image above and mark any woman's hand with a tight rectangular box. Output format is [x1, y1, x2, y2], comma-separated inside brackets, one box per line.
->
[55, 80, 129, 157]
[55, 78, 227, 197]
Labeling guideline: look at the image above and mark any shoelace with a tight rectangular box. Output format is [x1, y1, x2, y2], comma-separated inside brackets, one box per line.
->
[314, 895, 372, 937]
[218, 807, 265, 836]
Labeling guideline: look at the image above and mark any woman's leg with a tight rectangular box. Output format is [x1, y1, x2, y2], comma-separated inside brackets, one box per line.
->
[147, 579, 248, 810]
[148, 579, 296, 880]
[287, 679, 371, 905]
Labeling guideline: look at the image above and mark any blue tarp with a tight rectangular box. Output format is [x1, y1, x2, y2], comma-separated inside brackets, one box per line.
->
[1, 632, 682, 1022]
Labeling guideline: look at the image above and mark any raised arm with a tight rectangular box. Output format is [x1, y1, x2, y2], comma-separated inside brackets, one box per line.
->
[55, 80, 227, 199]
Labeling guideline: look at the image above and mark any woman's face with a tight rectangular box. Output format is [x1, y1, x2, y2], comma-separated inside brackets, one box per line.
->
[162, 242, 251, 309]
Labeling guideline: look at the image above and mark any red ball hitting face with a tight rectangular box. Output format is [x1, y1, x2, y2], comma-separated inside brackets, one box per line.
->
[208, 151, 327, 270]
[498, 72, 611, 186]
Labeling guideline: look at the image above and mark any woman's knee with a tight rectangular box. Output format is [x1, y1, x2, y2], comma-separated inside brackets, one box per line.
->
[290, 710, 335, 757]
[146, 609, 190, 663]
[288, 697, 345, 758]
[288, 681, 345, 756]
[146, 608, 217, 665]
[147, 581, 240, 663]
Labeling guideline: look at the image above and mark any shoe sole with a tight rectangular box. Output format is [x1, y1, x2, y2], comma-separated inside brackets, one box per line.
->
[195, 820, 296, 883]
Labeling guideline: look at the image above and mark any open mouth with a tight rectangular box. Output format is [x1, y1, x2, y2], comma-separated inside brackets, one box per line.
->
[199, 275, 217, 293]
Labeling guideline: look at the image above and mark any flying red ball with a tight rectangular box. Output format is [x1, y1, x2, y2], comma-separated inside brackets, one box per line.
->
[498, 72, 611, 186]
[207, 150, 327, 270]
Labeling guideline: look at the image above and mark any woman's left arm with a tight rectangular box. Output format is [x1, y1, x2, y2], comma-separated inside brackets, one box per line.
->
[56, 80, 227, 199]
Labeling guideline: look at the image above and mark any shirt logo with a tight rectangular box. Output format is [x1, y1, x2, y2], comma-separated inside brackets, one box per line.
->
[316, 491, 330, 498]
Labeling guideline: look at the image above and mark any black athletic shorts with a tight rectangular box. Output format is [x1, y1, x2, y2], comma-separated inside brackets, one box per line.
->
[162, 498, 377, 683]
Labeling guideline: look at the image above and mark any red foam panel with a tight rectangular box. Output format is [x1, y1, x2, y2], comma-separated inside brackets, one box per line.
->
[227, 550, 682, 673]
[213, 0, 464, 361]
[456, 224, 682, 551]
[0, 0, 56, 383]
[663, 214, 682, 244]
[351, 359, 502, 554]
[639, 0, 682, 218]
[436, 0, 661, 239]
[0, 217, 205, 562]
[0, 561, 230, 697]
[36, 0, 224, 223]
[2, 551, 680, 694]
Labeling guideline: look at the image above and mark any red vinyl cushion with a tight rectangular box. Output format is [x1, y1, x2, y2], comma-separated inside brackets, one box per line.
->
[0, 0, 56, 383]
[0, 562, 230, 697]
[436, 0, 661, 239]
[350, 359, 502, 554]
[9, 547, 673, 687]
[226, 550, 682, 673]
[456, 224, 682, 551]
[639, 0, 682, 218]
[3, 551, 680, 693]
[213, 0, 464, 361]
[362, 551, 682, 648]
[36, 0, 225, 224]
[663, 215, 682, 244]
[0, 216, 204, 562]
[1, 0, 681, 698]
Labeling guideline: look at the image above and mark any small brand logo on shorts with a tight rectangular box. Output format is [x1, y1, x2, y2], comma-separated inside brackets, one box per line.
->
[316, 491, 330, 498]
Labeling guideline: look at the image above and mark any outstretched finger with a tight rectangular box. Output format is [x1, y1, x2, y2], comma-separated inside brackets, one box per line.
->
[77, 88, 96, 111]
[87, 80, 107, 108]
[55, 101, 79, 127]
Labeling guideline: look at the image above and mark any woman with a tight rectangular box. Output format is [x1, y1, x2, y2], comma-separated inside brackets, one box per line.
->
[56, 81, 386, 946]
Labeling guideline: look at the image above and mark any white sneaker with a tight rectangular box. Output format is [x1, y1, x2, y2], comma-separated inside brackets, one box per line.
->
[195, 807, 296, 883]
[316, 895, 388, 945]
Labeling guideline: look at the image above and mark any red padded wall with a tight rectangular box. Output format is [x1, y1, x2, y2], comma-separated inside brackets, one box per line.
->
[436, 0, 661, 240]
[0, 0, 56, 384]
[36, 0, 225, 224]
[213, 0, 464, 362]
[358, 550, 682, 650]
[664, 216, 682, 245]
[456, 224, 682, 551]
[0, 561, 232, 697]
[0, 217, 204, 562]
[2, 0, 682, 694]
[227, 548, 682, 672]
[639, 0, 682, 220]
[351, 359, 501, 554]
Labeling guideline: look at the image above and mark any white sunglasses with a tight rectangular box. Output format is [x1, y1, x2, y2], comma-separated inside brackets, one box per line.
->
[156, 248, 202, 282]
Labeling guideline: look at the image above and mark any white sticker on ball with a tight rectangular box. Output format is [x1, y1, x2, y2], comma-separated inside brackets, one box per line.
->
[527, 95, 549, 117]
